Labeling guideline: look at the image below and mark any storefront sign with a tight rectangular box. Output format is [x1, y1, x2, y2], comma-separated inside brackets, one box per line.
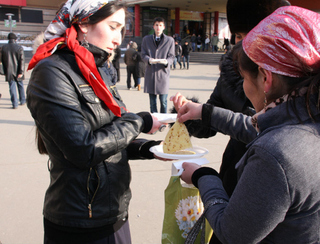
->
[171, 10, 204, 21]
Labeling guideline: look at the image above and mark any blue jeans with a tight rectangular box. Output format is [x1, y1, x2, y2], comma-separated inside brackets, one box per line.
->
[183, 55, 190, 69]
[173, 55, 181, 69]
[9, 80, 26, 108]
[149, 94, 167, 113]
[191, 42, 196, 52]
[212, 45, 218, 52]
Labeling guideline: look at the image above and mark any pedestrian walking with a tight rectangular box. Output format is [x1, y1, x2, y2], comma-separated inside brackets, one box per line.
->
[132, 49, 145, 91]
[181, 41, 192, 70]
[141, 17, 175, 113]
[124, 42, 139, 90]
[204, 34, 210, 51]
[1, 32, 26, 109]
[112, 47, 121, 83]
[190, 33, 196, 52]
[172, 41, 182, 70]
[196, 35, 202, 52]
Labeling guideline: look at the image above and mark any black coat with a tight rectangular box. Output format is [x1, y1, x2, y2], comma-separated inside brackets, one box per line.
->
[1, 39, 25, 81]
[27, 44, 159, 230]
[112, 47, 121, 70]
[133, 52, 145, 78]
[182, 44, 192, 56]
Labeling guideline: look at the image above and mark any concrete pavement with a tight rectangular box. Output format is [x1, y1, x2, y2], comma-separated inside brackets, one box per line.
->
[0, 56, 229, 244]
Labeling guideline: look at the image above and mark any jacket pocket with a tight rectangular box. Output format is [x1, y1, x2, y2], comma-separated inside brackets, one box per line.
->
[79, 85, 101, 104]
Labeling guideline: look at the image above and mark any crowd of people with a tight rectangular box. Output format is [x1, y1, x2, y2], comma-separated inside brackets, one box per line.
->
[1, 0, 320, 243]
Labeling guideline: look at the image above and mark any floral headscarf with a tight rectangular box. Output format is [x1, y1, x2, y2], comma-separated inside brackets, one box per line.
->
[28, 0, 122, 117]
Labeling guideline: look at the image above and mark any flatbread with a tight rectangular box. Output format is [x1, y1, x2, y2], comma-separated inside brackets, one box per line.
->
[163, 121, 192, 154]
[171, 150, 196, 155]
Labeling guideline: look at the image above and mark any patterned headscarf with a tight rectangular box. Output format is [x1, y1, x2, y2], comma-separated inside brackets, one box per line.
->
[243, 6, 320, 78]
[28, 0, 122, 117]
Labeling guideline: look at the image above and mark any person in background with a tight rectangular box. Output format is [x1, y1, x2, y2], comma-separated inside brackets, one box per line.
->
[1, 32, 25, 109]
[179, 6, 320, 244]
[124, 41, 139, 90]
[172, 41, 182, 70]
[141, 17, 175, 113]
[204, 34, 210, 51]
[223, 37, 230, 52]
[26, 1, 165, 243]
[112, 46, 121, 83]
[190, 33, 196, 52]
[132, 45, 145, 91]
[211, 32, 219, 53]
[196, 34, 202, 52]
[181, 41, 192, 70]
[102, 59, 118, 85]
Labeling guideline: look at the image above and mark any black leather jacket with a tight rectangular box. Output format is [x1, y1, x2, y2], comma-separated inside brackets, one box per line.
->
[27, 45, 158, 229]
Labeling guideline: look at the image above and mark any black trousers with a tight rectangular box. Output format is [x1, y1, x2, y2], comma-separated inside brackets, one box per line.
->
[44, 220, 131, 244]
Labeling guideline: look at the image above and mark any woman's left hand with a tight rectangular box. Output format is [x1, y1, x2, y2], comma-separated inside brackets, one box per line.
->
[180, 162, 201, 184]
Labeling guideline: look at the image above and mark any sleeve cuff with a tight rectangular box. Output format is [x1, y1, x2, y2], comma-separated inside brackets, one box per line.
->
[140, 140, 162, 159]
[202, 103, 213, 127]
[191, 167, 219, 188]
[137, 112, 153, 133]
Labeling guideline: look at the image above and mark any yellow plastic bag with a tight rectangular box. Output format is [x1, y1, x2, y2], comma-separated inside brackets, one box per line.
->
[161, 176, 213, 244]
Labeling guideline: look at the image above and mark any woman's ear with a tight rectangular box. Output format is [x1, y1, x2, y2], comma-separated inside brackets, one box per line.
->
[78, 23, 88, 34]
[258, 67, 273, 93]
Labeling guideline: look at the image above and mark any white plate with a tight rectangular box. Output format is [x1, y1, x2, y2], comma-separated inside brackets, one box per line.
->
[152, 113, 177, 123]
[149, 145, 209, 160]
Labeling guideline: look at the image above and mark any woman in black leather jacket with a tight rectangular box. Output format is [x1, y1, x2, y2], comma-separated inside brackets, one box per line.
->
[27, 1, 163, 243]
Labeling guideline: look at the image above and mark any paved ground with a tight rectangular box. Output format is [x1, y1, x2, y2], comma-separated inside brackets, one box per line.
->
[0, 55, 229, 244]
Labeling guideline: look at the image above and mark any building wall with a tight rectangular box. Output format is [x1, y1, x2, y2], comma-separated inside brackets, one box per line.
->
[0, 6, 58, 39]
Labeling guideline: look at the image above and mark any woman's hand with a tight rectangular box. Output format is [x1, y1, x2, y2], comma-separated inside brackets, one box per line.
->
[147, 114, 165, 134]
[177, 101, 203, 123]
[170, 92, 189, 113]
[180, 162, 201, 184]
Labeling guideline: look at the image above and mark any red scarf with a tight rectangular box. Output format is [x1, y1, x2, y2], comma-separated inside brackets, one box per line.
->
[28, 25, 122, 117]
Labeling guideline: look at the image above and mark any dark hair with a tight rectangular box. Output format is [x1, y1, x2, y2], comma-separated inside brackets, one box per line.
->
[227, 0, 291, 34]
[153, 17, 165, 25]
[233, 41, 320, 119]
[8, 32, 17, 40]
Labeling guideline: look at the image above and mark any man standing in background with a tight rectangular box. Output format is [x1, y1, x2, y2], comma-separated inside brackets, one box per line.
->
[141, 17, 175, 113]
[211, 32, 219, 52]
[1, 33, 25, 109]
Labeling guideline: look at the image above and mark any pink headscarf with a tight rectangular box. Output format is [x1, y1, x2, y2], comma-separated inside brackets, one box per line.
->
[243, 6, 320, 78]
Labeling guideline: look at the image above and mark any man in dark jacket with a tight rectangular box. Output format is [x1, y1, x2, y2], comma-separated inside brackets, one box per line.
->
[112, 47, 121, 83]
[172, 41, 182, 70]
[124, 42, 139, 90]
[181, 41, 192, 70]
[1, 32, 25, 109]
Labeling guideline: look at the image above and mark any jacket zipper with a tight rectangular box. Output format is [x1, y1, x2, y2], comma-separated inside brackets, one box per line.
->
[87, 167, 100, 218]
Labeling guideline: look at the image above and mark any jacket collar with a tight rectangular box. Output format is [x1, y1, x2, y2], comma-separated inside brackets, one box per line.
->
[257, 94, 320, 135]
[86, 43, 111, 67]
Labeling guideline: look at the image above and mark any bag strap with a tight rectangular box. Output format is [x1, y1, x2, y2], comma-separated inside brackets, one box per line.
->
[185, 198, 228, 244]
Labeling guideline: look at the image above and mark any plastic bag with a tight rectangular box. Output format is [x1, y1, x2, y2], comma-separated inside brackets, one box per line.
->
[162, 176, 213, 244]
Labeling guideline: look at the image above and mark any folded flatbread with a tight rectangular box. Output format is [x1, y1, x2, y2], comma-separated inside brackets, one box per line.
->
[163, 121, 193, 154]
